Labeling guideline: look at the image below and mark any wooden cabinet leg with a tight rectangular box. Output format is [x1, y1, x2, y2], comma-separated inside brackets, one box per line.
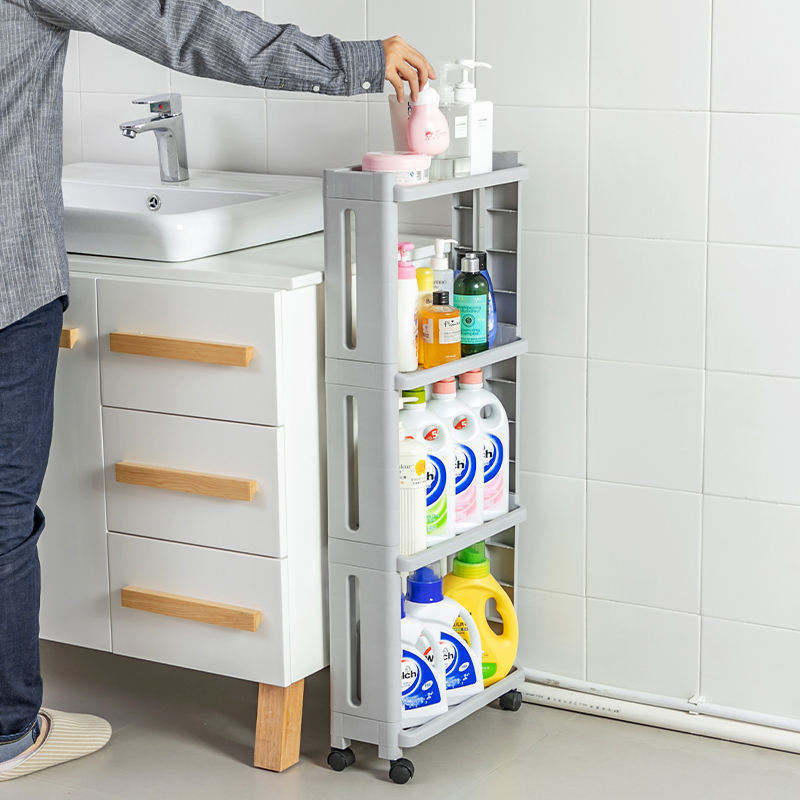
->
[253, 679, 305, 772]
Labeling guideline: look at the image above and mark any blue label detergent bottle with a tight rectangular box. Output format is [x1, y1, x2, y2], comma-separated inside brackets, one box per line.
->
[404, 567, 483, 706]
[401, 596, 449, 727]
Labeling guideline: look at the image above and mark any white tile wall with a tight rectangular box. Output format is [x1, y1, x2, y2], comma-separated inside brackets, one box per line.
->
[712, 0, 800, 113]
[516, 473, 586, 596]
[702, 617, 800, 719]
[587, 482, 701, 613]
[589, 110, 709, 240]
[705, 371, 800, 506]
[587, 600, 700, 698]
[707, 244, 800, 378]
[516, 588, 585, 679]
[522, 232, 587, 357]
[60, 0, 800, 725]
[588, 237, 706, 367]
[709, 113, 800, 248]
[590, 0, 711, 111]
[519, 354, 586, 478]
[495, 107, 589, 234]
[476, 0, 589, 108]
[702, 496, 800, 630]
[587, 361, 703, 492]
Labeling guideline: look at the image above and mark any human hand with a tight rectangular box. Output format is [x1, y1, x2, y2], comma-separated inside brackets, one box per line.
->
[383, 36, 436, 102]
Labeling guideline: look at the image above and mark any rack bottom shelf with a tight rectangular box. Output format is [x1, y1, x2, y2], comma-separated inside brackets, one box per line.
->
[397, 668, 525, 749]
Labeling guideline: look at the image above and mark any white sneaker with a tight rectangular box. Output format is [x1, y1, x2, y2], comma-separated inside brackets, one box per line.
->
[0, 708, 111, 781]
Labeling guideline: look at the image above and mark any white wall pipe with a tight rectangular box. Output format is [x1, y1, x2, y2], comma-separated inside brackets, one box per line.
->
[523, 669, 800, 754]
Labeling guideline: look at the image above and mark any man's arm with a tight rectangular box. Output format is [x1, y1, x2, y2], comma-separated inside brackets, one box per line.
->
[28, 0, 385, 96]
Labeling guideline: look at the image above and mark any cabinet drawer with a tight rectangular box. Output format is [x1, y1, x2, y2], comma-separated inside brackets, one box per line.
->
[98, 279, 283, 425]
[108, 533, 290, 685]
[103, 408, 286, 557]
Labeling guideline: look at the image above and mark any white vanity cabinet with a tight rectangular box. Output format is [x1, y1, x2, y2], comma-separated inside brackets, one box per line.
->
[39, 239, 328, 771]
[39, 274, 111, 651]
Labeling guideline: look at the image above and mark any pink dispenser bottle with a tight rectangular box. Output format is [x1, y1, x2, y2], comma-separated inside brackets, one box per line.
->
[406, 84, 450, 156]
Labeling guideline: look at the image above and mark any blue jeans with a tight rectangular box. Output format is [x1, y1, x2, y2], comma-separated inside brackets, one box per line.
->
[0, 297, 64, 741]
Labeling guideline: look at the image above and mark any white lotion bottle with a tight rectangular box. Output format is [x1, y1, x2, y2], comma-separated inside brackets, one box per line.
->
[431, 238, 458, 298]
[444, 60, 493, 176]
[397, 242, 419, 372]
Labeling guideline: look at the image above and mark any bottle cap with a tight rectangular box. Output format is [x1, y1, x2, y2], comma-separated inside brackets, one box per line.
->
[459, 369, 484, 386]
[460, 253, 481, 273]
[406, 566, 444, 603]
[452, 542, 491, 578]
[411, 83, 441, 107]
[432, 290, 449, 305]
[401, 387, 426, 406]
[432, 377, 456, 395]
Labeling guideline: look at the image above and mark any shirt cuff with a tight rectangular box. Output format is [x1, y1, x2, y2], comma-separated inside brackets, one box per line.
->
[341, 39, 385, 95]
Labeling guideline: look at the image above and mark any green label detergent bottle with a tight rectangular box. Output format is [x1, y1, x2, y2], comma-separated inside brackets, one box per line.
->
[400, 388, 456, 544]
[443, 543, 518, 686]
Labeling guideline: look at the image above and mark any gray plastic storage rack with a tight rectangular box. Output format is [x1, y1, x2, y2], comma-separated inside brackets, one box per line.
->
[324, 153, 529, 783]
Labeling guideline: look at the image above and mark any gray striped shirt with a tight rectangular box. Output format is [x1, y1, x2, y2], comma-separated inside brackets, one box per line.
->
[0, 0, 384, 329]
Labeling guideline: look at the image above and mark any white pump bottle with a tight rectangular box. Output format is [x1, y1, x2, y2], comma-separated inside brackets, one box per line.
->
[430, 238, 458, 298]
[442, 60, 493, 176]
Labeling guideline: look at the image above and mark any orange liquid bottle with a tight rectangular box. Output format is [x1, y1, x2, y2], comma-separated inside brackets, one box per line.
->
[419, 291, 461, 369]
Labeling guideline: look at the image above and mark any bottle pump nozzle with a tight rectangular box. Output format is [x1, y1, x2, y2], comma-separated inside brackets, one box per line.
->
[398, 241, 415, 265]
[443, 60, 492, 103]
[431, 238, 458, 268]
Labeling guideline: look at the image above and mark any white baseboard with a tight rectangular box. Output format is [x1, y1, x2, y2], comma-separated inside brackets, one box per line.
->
[523, 671, 800, 755]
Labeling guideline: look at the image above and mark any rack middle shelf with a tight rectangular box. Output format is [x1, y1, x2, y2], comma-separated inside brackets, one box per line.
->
[397, 503, 527, 573]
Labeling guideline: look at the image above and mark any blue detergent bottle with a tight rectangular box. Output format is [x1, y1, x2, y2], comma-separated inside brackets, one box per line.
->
[400, 595, 449, 727]
[453, 247, 497, 346]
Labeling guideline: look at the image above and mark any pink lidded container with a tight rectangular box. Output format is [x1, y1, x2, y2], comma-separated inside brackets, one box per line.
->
[361, 151, 431, 185]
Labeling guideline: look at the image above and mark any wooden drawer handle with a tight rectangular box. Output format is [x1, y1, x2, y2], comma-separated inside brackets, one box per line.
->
[115, 462, 258, 502]
[109, 332, 254, 367]
[59, 327, 79, 349]
[121, 586, 262, 632]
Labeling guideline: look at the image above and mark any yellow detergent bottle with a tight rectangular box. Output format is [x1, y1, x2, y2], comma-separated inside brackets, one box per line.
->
[442, 542, 518, 686]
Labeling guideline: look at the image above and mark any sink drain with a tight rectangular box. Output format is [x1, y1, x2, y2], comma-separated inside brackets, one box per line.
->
[146, 194, 162, 211]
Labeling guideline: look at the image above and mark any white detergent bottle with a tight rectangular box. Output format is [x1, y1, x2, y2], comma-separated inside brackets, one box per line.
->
[398, 415, 427, 558]
[457, 369, 509, 519]
[401, 596, 449, 727]
[399, 388, 456, 544]
[404, 567, 483, 706]
[428, 377, 484, 532]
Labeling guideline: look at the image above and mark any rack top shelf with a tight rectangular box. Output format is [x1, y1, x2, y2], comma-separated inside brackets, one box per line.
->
[323, 152, 528, 204]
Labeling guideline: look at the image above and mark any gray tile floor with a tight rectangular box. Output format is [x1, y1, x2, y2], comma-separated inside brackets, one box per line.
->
[4, 641, 800, 798]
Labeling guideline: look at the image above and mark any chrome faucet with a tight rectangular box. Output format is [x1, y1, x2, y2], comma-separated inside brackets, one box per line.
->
[120, 93, 189, 182]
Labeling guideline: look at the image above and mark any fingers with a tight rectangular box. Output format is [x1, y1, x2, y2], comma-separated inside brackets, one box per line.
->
[397, 60, 420, 101]
[403, 50, 430, 95]
[388, 70, 405, 102]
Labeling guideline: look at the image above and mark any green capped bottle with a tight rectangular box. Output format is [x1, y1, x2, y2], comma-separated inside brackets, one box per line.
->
[453, 253, 489, 356]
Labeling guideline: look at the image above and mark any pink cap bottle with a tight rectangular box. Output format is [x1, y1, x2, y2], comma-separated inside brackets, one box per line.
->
[432, 377, 457, 395]
[459, 369, 484, 386]
[398, 241, 416, 278]
[406, 84, 450, 156]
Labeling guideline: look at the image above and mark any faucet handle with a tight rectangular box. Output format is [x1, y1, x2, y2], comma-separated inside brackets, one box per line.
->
[133, 93, 182, 116]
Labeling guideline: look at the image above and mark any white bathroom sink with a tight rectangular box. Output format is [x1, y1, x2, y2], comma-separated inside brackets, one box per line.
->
[62, 163, 323, 262]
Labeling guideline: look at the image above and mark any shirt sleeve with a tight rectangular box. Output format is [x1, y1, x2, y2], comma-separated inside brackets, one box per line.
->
[27, 0, 385, 96]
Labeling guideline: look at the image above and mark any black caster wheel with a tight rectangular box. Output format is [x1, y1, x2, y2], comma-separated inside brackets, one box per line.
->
[388, 757, 414, 784]
[327, 747, 356, 772]
[499, 689, 523, 711]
